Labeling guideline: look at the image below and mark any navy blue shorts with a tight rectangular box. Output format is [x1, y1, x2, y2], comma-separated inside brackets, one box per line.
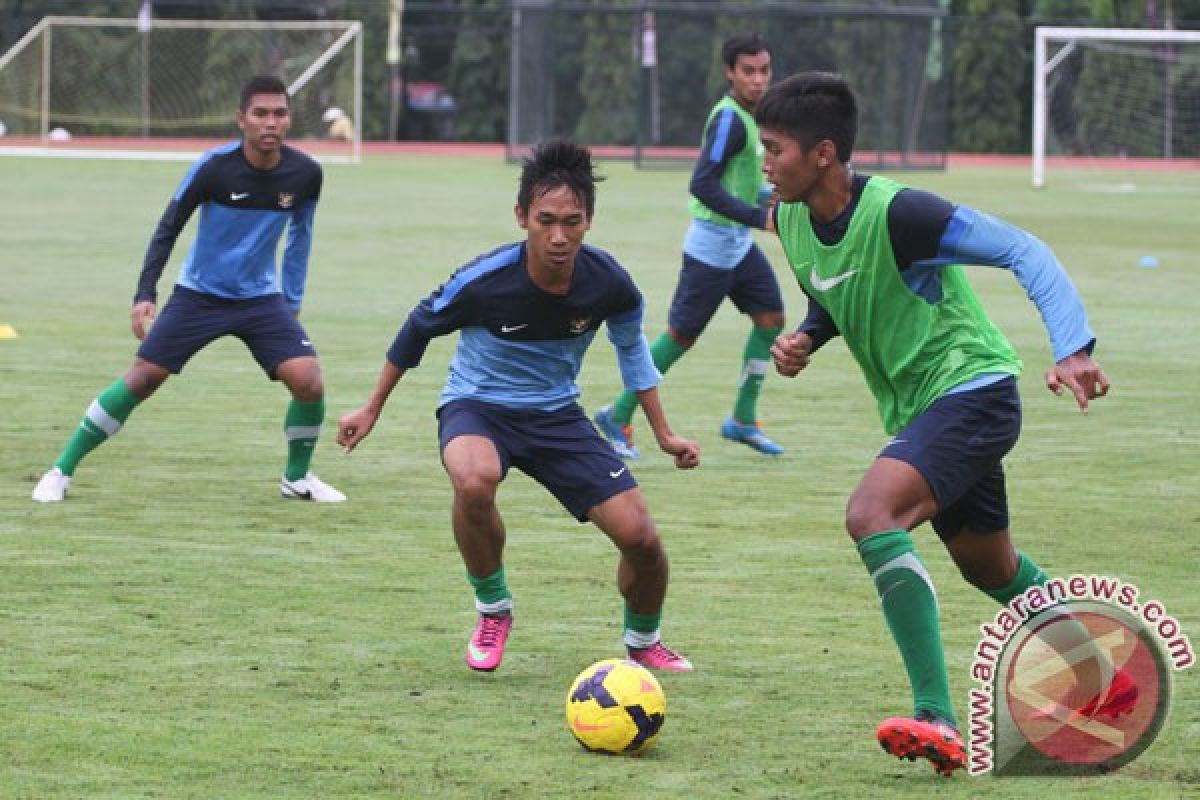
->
[667, 245, 783, 337]
[437, 398, 639, 522]
[879, 377, 1022, 541]
[137, 287, 316, 378]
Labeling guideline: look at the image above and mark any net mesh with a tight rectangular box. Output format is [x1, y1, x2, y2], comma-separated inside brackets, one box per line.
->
[507, 3, 948, 171]
[0, 19, 359, 161]
[1046, 37, 1200, 159]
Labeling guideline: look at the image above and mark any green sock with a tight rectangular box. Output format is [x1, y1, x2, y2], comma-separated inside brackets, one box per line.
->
[983, 553, 1114, 684]
[623, 607, 661, 635]
[858, 529, 956, 726]
[623, 607, 662, 649]
[611, 332, 689, 425]
[983, 552, 1050, 606]
[55, 379, 142, 476]
[284, 398, 324, 481]
[468, 566, 512, 613]
[732, 325, 780, 424]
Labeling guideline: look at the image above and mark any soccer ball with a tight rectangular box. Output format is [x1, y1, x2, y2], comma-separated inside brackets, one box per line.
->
[565, 658, 666, 755]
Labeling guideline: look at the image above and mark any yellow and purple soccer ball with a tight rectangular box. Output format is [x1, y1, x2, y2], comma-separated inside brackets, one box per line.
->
[565, 658, 666, 755]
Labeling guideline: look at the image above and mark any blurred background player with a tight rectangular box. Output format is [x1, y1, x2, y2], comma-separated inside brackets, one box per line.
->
[595, 32, 786, 458]
[322, 107, 355, 142]
[758, 72, 1122, 776]
[33, 75, 344, 504]
[337, 138, 699, 673]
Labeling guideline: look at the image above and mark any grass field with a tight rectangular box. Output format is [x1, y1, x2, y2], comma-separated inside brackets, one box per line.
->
[1, 152, 1197, 799]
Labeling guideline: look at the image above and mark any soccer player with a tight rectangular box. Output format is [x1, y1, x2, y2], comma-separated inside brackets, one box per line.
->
[594, 32, 786, 458]
[755, 73, 1129, 775]
[337, 138, 699, 673]
[32, 75, 344, 504]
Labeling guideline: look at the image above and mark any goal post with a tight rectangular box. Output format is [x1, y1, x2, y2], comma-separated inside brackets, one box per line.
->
[0, 16, 362, 163]
[1032, 26, 1200, 188]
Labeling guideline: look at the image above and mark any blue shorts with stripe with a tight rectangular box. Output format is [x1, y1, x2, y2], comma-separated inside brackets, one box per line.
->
[137, 286, 316, 377]
[879, 377, 1021, 540]
[668, 245, 783, 337]
[437, 398, 638, 522]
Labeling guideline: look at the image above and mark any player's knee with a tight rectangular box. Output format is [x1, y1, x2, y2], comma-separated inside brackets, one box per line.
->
[616, 518, 663, 564]
[450, 472, 499, 510]
[124, 362, 167, 398]
[289, 374, 324, 402]
[844, 497, 887, 541]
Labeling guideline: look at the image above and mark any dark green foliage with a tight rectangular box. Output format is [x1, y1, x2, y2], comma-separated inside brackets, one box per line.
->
[2, 0, 1197, 149]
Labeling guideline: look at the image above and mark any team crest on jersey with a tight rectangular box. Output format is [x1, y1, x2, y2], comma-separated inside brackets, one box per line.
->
[277, 192, 295, 209]
[568, 315, 591, 335]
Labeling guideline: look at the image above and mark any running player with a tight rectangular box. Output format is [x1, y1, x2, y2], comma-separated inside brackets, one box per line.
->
[595, 32, 786, 458]
[757, 72, 1127, 776]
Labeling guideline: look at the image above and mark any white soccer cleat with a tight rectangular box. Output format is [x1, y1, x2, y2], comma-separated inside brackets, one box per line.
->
[280, 472, 346, 503]
[32, 467, 71, 503]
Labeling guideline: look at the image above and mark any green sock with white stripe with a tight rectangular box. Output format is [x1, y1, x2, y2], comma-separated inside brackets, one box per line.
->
[623, 607, 662, 648]
[55, 378, 143, 476]
[858, 529, 957, 726]
[284, 398, 325, 481]
[732, 325, 780, 424]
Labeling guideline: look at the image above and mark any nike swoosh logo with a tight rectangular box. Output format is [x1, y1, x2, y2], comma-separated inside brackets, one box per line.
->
[810, 266, 858, 292]
[609, 467, 627, 478]
[230, 192, 250, 201]
[301, 339, 312, 346]
[572, 715, 612, 733]
[468, 644, 489, 662]
[500, 324, 528, 333]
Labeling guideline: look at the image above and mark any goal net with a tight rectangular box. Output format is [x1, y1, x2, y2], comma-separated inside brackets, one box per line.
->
[0, 16, 362, 163]
[1032, 26, 1200, 187]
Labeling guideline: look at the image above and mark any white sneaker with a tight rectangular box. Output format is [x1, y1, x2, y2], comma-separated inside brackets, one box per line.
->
[33, 467, 71, 503]
[280, 472, 346, 503]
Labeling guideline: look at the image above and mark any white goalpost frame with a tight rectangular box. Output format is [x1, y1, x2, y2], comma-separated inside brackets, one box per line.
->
[0, 16, 363, 163]
[1032, 26, 1200, 188]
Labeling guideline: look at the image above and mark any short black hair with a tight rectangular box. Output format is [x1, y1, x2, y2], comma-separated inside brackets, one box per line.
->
[754, 72, 858, 164]
[722, 31, 770, 69]
[517, 137, 602, 218]
[239, 75, 289, 110]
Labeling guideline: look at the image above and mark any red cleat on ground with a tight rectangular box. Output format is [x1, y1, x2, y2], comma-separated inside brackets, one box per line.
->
[876, 711, 966, 777]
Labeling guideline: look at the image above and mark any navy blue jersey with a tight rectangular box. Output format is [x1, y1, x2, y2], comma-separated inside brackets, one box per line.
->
[388, 242, 660, 411]
[135, 142, 322, 312]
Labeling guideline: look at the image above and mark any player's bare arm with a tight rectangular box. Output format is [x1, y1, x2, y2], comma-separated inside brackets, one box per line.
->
[771, 331, 813, 377]
[1045, 348, 1110, 413]
[634, 387, 700, 469]
[338, 361, 406, 451]
[130, 301, 157, 340]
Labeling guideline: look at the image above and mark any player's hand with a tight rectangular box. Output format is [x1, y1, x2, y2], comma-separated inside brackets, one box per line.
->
[771, 331, 813, 377]
[658, 434, 700, 470]
[337, 407, 379, 452]
[131, 301, 156, 340]
[1045, 349, 1110, 413]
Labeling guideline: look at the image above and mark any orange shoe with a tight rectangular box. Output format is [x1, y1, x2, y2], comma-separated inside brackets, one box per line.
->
[1076, 668, 1139, 719]
[1031, 668, 1139, 722]
[876, 711, 965, 777]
